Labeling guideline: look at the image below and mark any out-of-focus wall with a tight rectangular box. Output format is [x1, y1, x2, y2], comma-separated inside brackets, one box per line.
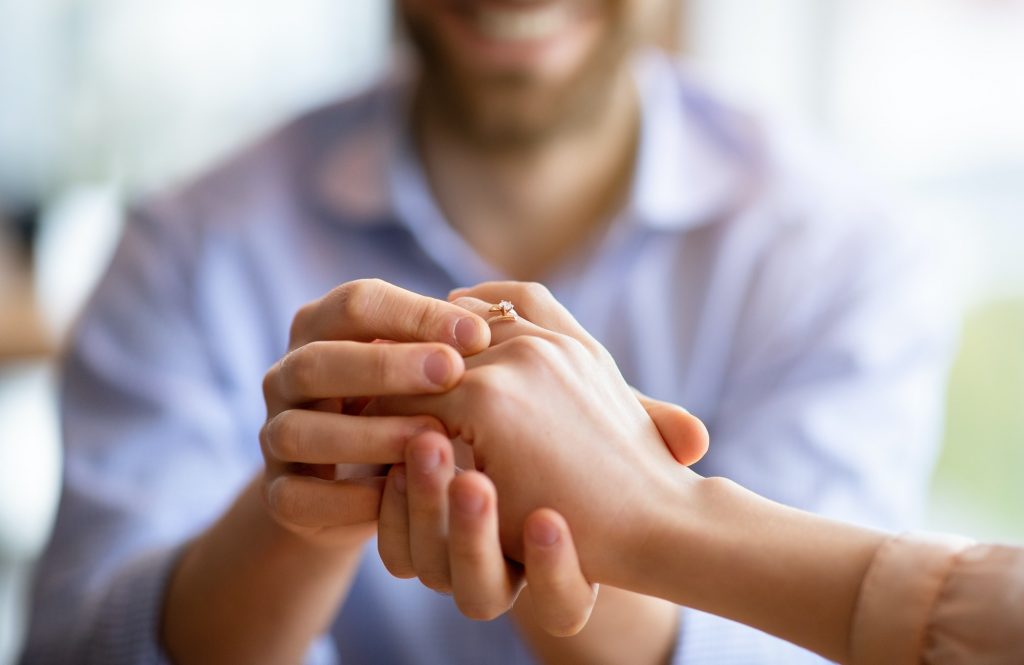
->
[689, 0, 1024, 298]
[687, 0, 1024, 541]
[0, 0, 392, 204]
[0, 4, 393, 663]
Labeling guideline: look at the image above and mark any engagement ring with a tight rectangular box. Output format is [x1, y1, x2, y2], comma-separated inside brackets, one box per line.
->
[487, 300, 519, 323]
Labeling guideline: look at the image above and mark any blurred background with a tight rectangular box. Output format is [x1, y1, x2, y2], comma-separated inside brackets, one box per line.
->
[0, 0, 1021, 662]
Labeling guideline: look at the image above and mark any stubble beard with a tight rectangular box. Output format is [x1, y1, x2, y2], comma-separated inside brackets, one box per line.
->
[404, 15, 638, 154]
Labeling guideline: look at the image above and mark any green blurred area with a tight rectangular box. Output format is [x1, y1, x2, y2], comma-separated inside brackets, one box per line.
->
[930, 298, 1024, 542]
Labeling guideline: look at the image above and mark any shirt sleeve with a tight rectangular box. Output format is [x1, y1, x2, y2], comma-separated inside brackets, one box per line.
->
[851, 533, 1024, 665]
[679, 195, 958, 661]
[19, 200, 337, 665]
[671, 609, 833, 665]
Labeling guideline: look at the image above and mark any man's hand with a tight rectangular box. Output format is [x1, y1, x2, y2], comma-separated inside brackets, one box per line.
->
[375, 428, 601, 635]
[164, 279, 491, 664]
[258, 278, 491, 549]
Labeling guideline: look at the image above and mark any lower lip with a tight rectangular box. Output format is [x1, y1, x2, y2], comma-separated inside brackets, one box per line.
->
[439, 2, 592, 70]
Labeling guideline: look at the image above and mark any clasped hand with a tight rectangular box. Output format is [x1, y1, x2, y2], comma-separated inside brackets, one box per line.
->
[259, 279, 708, 635]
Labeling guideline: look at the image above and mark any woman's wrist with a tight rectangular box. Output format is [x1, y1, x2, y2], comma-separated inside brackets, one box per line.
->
[601, 471, 794, 605]
[603, 471, 888, 662]
[583, 465, 707, 592]
[609, 474, 817, 600]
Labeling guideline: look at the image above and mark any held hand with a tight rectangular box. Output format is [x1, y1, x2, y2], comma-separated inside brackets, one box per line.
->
[448, 281, 708, 469]
[373, 282, 707, 578]
[373, 282, 708, 633]
[258, 279, 490, 549]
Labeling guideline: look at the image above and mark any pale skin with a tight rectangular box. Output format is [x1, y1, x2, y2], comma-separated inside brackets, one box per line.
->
[377, 281, 892, 665]
[161, 279, 703, 664]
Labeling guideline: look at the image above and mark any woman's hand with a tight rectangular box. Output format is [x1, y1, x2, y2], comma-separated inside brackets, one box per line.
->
[372, 281, 708, 601]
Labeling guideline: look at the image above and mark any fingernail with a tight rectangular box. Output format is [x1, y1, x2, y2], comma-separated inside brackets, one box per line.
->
[411, 444, 441, 474]
[392, 465, 407, 494]
[527, 518, 560, 547]
[452, 484, 485, 517]
[453, 316, 479, 351]
[423, 351, 451, 386]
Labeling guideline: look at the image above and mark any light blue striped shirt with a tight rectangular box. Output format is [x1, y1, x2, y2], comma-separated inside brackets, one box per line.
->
[23, 52, 955, 664]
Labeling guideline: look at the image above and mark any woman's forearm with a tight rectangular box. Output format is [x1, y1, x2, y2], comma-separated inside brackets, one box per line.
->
[161, 474, 369, 664]
[611, 475, 887, 663]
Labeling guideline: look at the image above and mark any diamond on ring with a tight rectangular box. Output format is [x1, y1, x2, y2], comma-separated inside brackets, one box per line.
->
[487, 300, 519, 323]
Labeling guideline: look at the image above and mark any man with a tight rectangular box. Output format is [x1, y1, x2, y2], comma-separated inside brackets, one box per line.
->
[24, 0, 954, 663]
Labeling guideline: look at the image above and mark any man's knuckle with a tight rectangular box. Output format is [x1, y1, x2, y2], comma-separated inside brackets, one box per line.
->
[366, 344, 391, 382]
[288, 302, 317, 345]
[280, 345, 320, 394]
[455, 597, 509, 622]
[261, 365, 279, 402]
[258, 422, 274, 459]
[268, 478, 300, 522]
[418, 571, 453, 594]
[381, 555, 417, 579]
[413, 300, 440, 340]
[335, 279, 380, 322]
[266, 411, 301, 460]
[334, 282, 363, 320]
[373, 344, 418, 390]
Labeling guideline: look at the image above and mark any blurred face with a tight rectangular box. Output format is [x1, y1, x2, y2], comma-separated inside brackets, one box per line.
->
[399, 0, 662, 147]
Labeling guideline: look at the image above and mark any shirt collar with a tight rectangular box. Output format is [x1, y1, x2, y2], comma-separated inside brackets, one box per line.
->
[627, 50, 756, 230]
[305, 74, 409, 227]
[308, 51, 755, 234]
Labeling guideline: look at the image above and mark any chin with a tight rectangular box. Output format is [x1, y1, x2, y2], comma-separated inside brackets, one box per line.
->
[402, 0, 643, 146]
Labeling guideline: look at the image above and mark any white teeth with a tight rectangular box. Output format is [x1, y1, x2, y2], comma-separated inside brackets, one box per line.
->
[476, 5, 570, 42]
